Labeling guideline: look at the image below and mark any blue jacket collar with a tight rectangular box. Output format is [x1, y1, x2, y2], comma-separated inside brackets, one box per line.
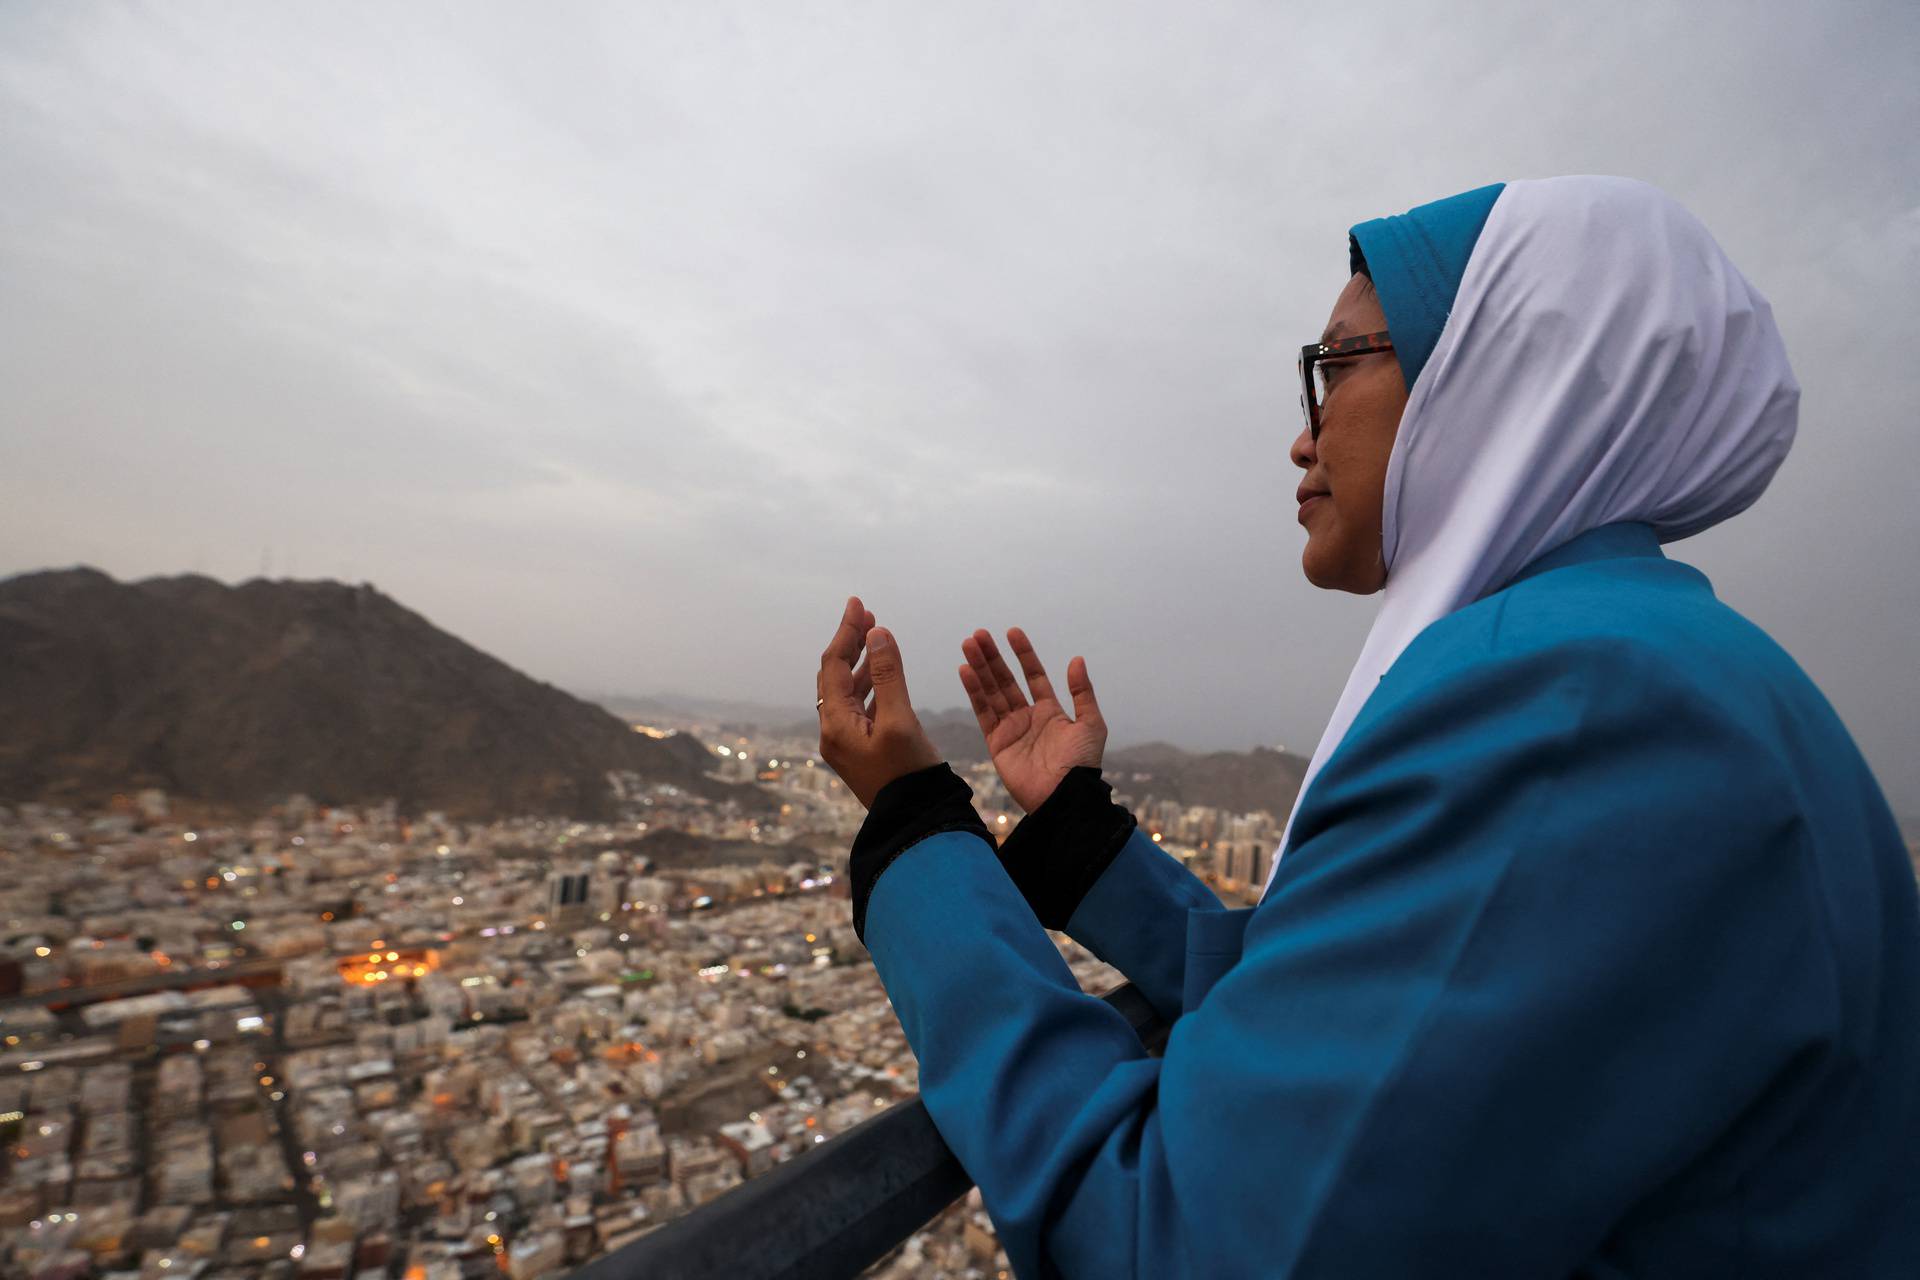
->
[1506, 521, 1664, 589]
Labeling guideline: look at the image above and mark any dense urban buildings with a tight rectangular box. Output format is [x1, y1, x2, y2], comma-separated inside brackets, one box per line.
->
[0, 725, 1293, 1280]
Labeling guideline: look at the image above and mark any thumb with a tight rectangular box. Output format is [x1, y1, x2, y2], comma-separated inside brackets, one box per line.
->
[865, 627, 914, 721]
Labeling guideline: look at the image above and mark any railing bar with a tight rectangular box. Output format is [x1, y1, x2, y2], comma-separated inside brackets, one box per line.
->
[571, 981, 1165, 1279]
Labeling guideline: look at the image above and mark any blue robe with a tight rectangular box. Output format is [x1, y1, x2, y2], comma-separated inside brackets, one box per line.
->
[860, 521, 1920, 1277]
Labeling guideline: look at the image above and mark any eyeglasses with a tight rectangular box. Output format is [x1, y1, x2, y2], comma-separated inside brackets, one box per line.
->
[1298, 330, 1394, 442]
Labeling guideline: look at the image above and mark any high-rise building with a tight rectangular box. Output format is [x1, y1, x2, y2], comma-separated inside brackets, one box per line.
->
[549, 866, 592, 921]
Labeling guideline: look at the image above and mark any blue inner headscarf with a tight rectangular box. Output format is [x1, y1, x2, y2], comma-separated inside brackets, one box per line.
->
[1348, 182, 1505, 392]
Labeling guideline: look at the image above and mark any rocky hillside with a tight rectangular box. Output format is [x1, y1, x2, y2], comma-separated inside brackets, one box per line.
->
[0, 567, 765, 820]
[1103, 742, 1308, 819]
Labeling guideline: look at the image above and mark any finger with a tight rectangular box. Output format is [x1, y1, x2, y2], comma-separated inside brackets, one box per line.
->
[976, 630, 1029, 709]
[819, 657, 855, 716]
[866, 627, 914, 722]
[843, 606, 878, 711]
[957, 663, 998, 738]
[821, 595, 867, 672]
[962, 634, 1012, 716]
[817, 634, 866, 695]
[818, 596, 867, 715]
[1066, 655, 1103, 724]
[1006, 627, 1056, 705]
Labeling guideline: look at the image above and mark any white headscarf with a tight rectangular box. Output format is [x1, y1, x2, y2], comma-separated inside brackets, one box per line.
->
[1262, 175, 1800, 899]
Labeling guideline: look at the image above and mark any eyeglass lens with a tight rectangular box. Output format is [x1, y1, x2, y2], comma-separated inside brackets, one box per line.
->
[1300, 355, 1331, 438]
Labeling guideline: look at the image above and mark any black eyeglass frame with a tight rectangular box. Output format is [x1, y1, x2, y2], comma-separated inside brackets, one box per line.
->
[1298, 329, 1395, 441]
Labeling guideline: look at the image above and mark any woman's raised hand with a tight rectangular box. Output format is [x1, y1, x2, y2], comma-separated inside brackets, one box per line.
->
[817, 595, 942, 809]
[958, 628, 1107, 814]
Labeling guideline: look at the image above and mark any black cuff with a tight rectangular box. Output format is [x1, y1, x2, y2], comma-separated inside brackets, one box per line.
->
[995, 766, 1137, 930]
[849, 762, 994, 944]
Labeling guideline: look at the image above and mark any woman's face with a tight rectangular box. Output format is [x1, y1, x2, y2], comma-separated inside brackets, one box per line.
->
[1290, 273, 1409, 594]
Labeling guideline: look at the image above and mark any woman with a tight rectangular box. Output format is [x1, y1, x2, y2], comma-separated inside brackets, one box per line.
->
[813, 176, 1920, 1277]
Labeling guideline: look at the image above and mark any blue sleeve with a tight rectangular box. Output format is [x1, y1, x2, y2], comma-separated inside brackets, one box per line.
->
[860, 639, 1836, 1278]
[1062, 825, 1223, 1022]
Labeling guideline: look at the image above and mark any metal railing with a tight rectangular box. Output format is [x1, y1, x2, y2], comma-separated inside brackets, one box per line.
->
[571, 982, 1170, 1280]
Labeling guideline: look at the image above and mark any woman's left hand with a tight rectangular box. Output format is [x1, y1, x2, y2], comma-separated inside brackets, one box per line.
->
[817, 595, 942, 809]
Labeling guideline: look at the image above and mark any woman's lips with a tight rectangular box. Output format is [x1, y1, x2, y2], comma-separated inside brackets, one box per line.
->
[1297, 494, 1328, 522]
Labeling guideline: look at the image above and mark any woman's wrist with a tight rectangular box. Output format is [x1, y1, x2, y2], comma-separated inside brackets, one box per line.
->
[995, 766, 1137, 930]
[847, 761, 995, 943]
[1015, 755, 1104, 814]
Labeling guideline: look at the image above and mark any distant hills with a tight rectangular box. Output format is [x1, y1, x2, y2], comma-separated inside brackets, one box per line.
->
[592, 691, 809, 732]
[1102, 741, 1308, 819]
[766, 705, 1311, 819]
[0, 567, 766, 820]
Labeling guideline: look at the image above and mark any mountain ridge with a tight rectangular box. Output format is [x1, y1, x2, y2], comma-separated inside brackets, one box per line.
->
[759, 705, 1311, 818]
[0, 566, 765, 820]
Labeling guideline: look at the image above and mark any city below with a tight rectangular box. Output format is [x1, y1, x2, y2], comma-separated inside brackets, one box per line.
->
[0, 722, 1287, 1280]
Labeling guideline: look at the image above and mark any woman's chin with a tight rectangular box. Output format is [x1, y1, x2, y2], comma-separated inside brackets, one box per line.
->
[1300, 540, 1338, 590]
[1301, 534, 1385, 595]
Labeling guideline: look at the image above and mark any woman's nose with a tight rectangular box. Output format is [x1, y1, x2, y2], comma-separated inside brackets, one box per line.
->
[1289, 423, 1316, 470]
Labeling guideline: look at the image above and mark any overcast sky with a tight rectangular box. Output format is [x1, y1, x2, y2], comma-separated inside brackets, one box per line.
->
[3, 2, 1916, 816]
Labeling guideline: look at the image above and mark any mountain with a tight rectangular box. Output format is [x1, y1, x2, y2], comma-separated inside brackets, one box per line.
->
[0, 567, 768, 820]
[770, 705, 995, 765]
[779, 706, 1310, 819]
[1103, 743, 1308, 818]
[589, 692, 812, 730]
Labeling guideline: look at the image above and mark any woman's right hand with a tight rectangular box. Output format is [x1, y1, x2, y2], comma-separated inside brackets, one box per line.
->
[957, 627, 1108, 813]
